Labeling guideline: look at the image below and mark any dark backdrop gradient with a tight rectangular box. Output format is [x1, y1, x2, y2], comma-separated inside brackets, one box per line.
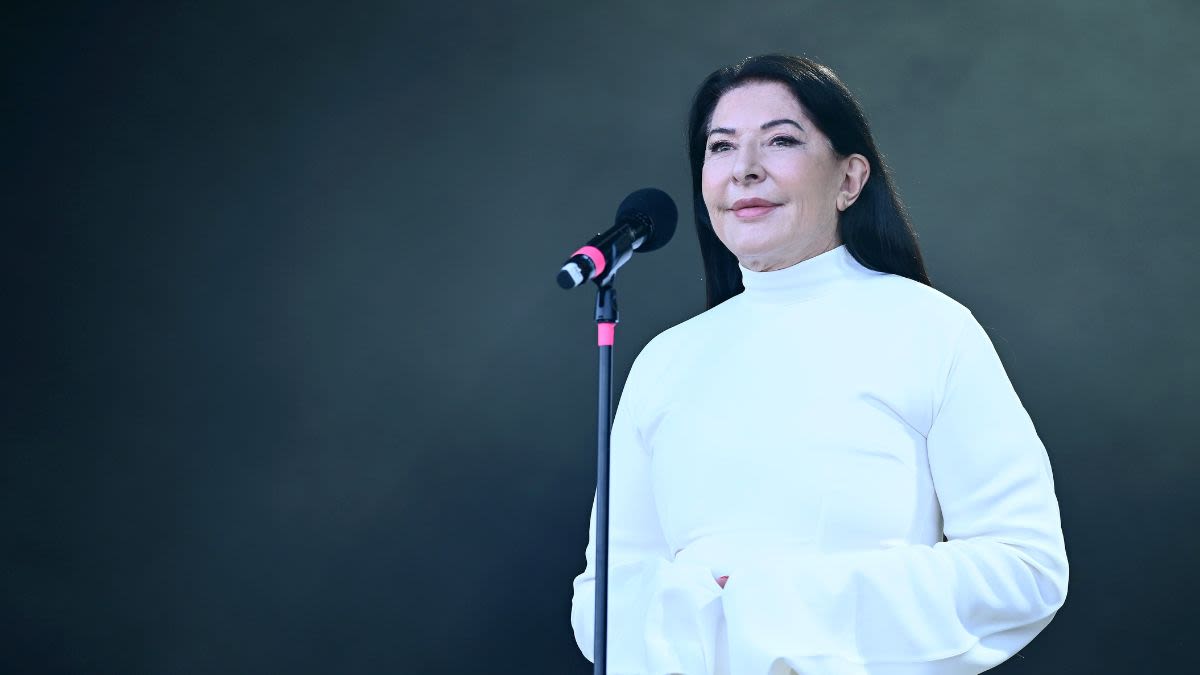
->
[5, 1, 1198, 673]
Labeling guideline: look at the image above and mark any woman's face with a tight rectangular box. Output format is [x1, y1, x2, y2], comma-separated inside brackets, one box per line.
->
[701, 81, 865, 272]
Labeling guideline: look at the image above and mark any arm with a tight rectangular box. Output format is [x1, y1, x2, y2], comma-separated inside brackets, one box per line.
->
[570, 342, 724, 675]
[720, 312, 1069, 675]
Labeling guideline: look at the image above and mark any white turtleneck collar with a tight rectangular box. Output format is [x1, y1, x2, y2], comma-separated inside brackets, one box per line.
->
[737, 244, 878, 304]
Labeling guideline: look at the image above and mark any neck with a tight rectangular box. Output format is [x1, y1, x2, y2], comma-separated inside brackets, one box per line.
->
[737, 244, 876, 304]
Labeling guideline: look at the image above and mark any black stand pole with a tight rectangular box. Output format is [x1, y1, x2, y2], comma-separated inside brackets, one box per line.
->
[593, 284, 618, 675]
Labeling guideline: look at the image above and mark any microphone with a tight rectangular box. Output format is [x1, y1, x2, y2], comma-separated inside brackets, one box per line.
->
[556, 188, 677, 289]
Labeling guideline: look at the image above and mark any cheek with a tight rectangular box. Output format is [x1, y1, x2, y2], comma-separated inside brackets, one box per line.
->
[700, 168, 722, 215]
[766, 159, 807, 192]
[700, 165, 717, 195]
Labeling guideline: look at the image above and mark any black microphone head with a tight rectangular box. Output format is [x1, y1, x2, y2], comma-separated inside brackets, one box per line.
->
[615, 188, 677, 253]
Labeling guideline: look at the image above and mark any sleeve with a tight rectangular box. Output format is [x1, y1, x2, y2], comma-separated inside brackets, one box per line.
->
[570, 342, 725, 675]
[718, 312, 1069, 675]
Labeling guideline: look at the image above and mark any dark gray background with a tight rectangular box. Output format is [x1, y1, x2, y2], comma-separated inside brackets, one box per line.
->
[5, 1, 1197, 673]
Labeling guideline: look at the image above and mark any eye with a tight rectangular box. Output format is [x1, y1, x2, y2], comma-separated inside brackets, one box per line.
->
[707, 140, 733, 153]
[769, 135, 800, 147]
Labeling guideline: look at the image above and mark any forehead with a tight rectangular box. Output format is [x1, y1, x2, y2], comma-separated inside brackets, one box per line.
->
[709, 81, 808, 130]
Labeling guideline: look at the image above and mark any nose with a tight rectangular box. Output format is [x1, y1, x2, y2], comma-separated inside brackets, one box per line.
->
[732, 143, 763, 185]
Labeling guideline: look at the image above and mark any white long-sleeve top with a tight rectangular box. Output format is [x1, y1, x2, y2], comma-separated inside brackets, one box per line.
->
[570, 244, 1068, 675]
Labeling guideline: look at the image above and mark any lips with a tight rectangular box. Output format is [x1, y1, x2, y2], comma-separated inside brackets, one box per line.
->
[730, 197, 781, 218]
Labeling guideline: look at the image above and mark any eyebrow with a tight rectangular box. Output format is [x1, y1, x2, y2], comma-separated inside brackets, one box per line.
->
[706, 118, 805, 137]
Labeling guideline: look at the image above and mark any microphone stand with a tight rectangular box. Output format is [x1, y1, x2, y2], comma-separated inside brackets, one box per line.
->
[560, 187, 675, 673]
[592, 282, 618, 675]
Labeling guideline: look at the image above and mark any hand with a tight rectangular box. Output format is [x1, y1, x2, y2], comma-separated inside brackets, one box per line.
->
[716, 575, 729, 589]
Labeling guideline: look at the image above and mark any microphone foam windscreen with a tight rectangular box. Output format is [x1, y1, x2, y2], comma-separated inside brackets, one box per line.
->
[615, 188, 677, 252]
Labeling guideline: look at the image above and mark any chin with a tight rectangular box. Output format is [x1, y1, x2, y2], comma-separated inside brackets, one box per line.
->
[728, 239, 784, 261]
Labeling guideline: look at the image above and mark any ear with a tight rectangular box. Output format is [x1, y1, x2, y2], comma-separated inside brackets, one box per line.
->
[836, 154, 870, 211]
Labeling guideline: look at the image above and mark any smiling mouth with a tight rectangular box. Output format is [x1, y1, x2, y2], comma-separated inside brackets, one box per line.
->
[732, 204, 779, 219]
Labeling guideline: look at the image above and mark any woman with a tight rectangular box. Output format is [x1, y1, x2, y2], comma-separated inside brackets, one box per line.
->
[570, 54, 1068, 675]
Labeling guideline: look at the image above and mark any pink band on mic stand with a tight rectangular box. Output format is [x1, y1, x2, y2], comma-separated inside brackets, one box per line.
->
[573, 245, 607, 277]
[597, 322, 615, 347]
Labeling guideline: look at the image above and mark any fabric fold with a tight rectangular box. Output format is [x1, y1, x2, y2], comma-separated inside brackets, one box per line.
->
[571, 555, 723, 675]
[720, 541, 1065, 674]
[643, 558, 724, 675]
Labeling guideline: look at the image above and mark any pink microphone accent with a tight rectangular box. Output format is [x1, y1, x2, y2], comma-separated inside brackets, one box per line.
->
[573, 245, 607, 278]
[597, 322, 615, 347]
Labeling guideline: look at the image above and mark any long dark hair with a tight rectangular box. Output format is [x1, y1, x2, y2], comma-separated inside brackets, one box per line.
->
[687, 54, 931, 309]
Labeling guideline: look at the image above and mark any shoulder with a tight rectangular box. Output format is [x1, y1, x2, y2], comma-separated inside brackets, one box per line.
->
[639, 293, 743, 354]
[850, 271, 974, 334]
[623, 297, 740, 385]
